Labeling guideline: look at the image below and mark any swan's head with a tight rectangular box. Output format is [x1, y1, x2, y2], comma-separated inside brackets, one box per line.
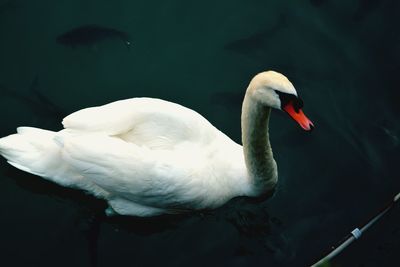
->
[248, 71, 314, 131]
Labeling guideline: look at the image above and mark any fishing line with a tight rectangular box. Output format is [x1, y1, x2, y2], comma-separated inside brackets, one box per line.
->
[310, 191, 400, 267]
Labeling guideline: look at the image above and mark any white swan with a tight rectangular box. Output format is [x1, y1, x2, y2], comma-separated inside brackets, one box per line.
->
[0, 71, 313, 217]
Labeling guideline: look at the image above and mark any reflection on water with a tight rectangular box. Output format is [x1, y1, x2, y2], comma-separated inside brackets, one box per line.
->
[0, 0, 399, 266]
[3, 162, 296, 266]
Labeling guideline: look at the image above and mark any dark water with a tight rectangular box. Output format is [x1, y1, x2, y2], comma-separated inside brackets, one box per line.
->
[0, 0, 399, 266]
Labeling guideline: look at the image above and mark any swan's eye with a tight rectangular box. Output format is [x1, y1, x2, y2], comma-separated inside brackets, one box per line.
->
[275, 91, 303, 112]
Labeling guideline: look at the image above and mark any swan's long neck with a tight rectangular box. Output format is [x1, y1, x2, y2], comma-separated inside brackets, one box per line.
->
[241, 91, 277, 195]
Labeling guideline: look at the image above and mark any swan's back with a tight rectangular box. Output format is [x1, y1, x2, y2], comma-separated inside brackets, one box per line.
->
[63, 97, 218, 149]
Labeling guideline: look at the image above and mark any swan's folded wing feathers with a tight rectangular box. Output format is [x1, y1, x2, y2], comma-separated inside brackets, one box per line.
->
[62, 97, 217, 148]
[62, 99, 136, 135]
[60, 134, 195, 208]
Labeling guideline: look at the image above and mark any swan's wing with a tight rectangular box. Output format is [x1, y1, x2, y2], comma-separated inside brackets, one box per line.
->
[59, 133, 210, 209]
[62, 98, 217, 149]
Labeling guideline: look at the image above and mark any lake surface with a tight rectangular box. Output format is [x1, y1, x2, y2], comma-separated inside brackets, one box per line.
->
[0, 0, 399, 266]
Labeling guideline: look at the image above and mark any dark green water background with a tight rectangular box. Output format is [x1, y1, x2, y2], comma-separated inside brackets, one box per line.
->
[1, 0, 399, 266]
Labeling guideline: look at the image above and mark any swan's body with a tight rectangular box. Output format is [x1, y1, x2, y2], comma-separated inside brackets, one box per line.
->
[0, 71, 313, 217]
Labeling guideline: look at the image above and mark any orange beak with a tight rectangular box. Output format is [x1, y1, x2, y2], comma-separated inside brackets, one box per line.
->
[283, 100, 314, 131]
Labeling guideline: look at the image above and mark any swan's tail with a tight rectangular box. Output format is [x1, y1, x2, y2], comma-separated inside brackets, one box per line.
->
[0, 127, 108, 196]
[0, 127, 60, 177]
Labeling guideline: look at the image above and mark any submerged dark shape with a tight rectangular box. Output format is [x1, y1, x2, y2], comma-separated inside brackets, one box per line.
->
[224, 14, 287, 55]
[1, 76, 67, 119]
[210, 91, 243, 109]
[309, 0, 325, 7]
[56, 24, 131, 48]
[0, 0, 17, 15]
[353, 0, 382, 21]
